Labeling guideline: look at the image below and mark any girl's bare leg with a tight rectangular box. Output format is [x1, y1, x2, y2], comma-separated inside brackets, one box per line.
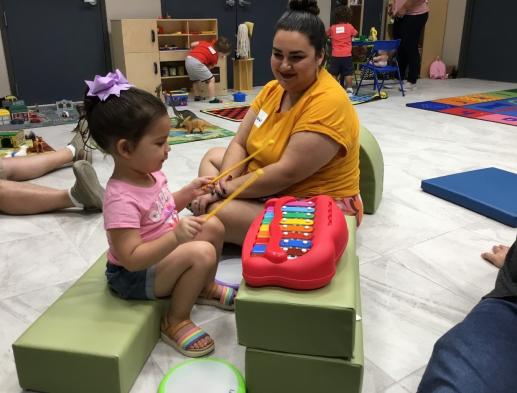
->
[154, 241, 217, 349]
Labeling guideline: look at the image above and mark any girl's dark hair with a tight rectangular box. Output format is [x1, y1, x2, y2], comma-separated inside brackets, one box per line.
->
[333, 5, 352, 24]
[83, 87, 167, 154]
[275, 0, 327, 61]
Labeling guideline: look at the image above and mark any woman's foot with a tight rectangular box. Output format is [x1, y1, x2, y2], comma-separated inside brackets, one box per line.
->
[197, 282, 237, 311]
[209, 98, 222, 104]
[161, 317, 214, 357]
[70, 161, 104, 210]
[481, 244, 509, 269]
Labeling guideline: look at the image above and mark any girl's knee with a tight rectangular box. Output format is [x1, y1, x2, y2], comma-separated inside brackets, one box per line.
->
[191, 241, 217, 269]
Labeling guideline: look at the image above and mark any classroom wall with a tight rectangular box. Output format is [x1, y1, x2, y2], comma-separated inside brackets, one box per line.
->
[105, 0, 161, 31]
[319, 0, 331, 28]
[0, 32, 10, 96]
[0, 0, 161, 97]
[442, 0, 466, 68]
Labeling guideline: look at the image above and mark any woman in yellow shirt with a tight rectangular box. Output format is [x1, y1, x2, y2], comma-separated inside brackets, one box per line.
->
[191, 0, 362, 244]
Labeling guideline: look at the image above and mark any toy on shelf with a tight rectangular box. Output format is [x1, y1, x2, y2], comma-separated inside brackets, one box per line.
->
[242, 195, 348, 290]
[369, 26, 378, 41]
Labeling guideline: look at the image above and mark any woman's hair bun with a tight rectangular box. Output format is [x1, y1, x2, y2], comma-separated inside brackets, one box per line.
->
[288, 0, 320, 16]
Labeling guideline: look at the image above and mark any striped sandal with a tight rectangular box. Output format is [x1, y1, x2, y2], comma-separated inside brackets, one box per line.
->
[196, 282, 237, 311]
[160, 318, 215, 358]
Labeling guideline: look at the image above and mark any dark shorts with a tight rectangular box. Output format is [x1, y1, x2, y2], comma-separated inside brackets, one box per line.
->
[105, 262, 156, 300]
[328, 56, 353, 77]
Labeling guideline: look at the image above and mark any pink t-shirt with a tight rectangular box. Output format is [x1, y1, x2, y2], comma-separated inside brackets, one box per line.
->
[393, 0, 429, 16]
[103, 171, 179, 266]
[327, 23, 358, 57]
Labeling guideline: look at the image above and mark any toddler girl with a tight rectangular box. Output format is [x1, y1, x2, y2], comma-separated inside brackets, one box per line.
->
[82, 70, 236, 357]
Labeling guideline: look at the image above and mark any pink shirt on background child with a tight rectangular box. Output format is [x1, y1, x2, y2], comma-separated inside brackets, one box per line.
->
[327, 23, 358, 57]
[103, 171, 179, 266]
[393, 0, 429, 16]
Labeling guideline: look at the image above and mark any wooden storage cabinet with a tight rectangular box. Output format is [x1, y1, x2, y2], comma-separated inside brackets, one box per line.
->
[111, 18, 227, 97]
[111, 19, 161, 94]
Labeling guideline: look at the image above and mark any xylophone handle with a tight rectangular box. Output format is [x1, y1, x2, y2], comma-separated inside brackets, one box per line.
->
[262, 196, 293, 263]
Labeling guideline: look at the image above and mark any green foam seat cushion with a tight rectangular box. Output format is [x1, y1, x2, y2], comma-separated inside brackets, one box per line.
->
[245, 321, 363, 393]
[12, 255, 166, 393]
[359, 125, 384, 214]
[235, 216, 359, 359]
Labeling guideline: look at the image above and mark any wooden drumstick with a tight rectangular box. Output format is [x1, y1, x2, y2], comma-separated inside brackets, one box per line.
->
[204, 169, 264, 222]
[210, 139, 274, 185]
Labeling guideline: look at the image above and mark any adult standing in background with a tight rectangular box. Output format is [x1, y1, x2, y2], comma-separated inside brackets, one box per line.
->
[390, 0, 429, 90]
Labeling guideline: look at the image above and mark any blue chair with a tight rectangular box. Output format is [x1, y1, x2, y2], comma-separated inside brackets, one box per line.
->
[354, 39, 405, 96]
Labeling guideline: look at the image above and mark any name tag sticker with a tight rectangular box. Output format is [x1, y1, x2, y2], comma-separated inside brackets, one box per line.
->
[208, 46, 217, 54]
[254, 110, 269, 128]
[336, 26, 345, 34]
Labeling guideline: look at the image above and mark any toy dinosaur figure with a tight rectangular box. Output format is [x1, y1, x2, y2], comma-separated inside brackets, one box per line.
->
[171, 103, 199, 125]
[181, 116, 208, 134]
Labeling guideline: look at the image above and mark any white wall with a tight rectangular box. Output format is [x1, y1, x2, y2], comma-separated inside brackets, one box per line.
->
[319, 0, 332, 28]
[442, 0, 466, 68]
[0, 0, 162, 97]
[0, 33, 10, 96]
[105, 0, 161, 31]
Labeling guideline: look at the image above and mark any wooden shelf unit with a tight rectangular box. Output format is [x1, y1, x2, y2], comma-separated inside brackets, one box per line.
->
[111, 18, 227, 98]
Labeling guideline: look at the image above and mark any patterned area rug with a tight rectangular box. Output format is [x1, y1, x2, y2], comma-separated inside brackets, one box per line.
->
[349, 91, 388, 105]
[201, 105, 250, 122]
[0, 105, 79, 131]
[407, 89, 517, 126]
[168, 117, 234, 145]
[201, 93, 387, 123]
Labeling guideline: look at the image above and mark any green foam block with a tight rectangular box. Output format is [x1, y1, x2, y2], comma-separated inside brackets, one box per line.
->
[245, 321, 363, 393]
[236, 216, 359, 359]
[13, 255, 166, 393]
[360, 125, 384, 214]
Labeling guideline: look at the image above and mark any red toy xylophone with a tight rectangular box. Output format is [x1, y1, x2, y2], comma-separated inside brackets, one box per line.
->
[242, 195, 348, 290]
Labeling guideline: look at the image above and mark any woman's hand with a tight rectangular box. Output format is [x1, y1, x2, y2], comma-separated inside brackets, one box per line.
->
[215, 175, 233, 199]
[175, 216, 204, 243]
[190, 192, 221, 216]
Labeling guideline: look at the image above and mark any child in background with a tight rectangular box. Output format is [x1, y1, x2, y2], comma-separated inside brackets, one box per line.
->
[82, 70, 236, 358]
[185, 37, 232, 103]
[327, 5, 358, 95]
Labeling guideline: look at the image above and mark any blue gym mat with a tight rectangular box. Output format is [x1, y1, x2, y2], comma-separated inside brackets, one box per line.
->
[421, 167, 517, 227]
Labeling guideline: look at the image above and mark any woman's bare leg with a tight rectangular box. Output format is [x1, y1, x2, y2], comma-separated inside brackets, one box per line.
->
[207, 198, 264, 245]
[2, 148, 73, 181]
[0, 179, 73, 214]
[198, 146, 225, 177]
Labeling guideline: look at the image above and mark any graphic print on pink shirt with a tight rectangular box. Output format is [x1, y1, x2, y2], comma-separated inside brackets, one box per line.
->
[103, 171, 179, 265]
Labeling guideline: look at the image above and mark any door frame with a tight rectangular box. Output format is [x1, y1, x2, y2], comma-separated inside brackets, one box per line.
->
[0, 0, 112, 97]
[457, 0, 473, 78]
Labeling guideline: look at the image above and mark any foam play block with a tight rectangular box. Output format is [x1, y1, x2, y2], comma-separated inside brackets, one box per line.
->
[236, 216, 359, 359]
[359, 125, 384, 214]
[13, 255, 166, 393]
[245, 321, 363, 393]
[421, 167, 517, 227]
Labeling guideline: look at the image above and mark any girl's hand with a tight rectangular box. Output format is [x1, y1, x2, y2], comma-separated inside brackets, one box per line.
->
[190, 193, 221, 216]
[175, 216, 204, 243]
[189, 176, 215, 197]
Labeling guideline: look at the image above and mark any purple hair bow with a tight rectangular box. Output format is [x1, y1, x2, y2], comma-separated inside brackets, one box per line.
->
[85, 69, 133, 101]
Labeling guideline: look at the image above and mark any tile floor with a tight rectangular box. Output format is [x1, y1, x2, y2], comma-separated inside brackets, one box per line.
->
[1, 78, 517, 392]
